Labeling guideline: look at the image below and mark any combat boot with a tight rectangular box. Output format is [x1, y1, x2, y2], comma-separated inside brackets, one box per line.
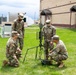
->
[50, 60, 52, 65]
[58, 62, 64, 68]
[14, 64, 19, 67]
[2, 60, 9, 66]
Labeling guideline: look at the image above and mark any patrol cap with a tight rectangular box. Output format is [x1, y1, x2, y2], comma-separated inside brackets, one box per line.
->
[11, 31, 19, 37]
[46, 19, 50, 24]
[52, 35, 59, 41]
[18, 13, 24, 19]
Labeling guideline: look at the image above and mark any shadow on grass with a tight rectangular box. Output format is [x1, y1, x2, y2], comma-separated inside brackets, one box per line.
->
[1, 65, 18, 73]
[66, 28, 76, 32]
[30, 61, 67, 71]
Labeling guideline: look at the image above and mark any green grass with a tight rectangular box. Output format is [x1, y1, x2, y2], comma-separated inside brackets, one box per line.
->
[0, 26, 76, 75]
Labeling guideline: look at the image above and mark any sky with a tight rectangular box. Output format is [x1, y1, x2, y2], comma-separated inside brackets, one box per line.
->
[0, 0, 40, 20]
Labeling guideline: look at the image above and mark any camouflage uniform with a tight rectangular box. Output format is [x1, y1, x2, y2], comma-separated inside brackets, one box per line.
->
[12, 19, 24, 50]
[49, 40, 68, 63]
[6, 37, 20, 67]
[42, 25, 56, 60]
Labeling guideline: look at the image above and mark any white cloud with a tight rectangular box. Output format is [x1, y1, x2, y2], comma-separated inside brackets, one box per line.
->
[0, 0, 39, 7]
[0, 0, 40, 19]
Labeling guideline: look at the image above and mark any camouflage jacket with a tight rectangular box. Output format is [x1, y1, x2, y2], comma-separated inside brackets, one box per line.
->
[42, 25, 56, 42]
[12, 19, 24, 38]
[53, 40, 68, 56]
[6, 37, 18, 57]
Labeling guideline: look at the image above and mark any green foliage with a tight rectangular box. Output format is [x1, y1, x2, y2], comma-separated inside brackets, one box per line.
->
[0, 27, 76, 75]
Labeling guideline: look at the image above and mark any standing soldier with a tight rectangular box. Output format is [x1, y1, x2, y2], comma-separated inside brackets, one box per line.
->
[12, 13, 24, 50]
[42, 19, 56, 60]
[5, 31, 21, 67]
[49, 35, 68, 68]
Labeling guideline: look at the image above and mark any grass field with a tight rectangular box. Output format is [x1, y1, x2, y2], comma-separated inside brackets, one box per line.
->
[0, 26, 76, 75]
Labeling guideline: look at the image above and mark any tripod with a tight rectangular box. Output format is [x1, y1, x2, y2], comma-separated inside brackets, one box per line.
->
[23, 24, 44, 63]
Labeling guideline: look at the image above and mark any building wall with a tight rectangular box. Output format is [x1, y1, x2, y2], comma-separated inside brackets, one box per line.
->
[40, 0, 76, 28]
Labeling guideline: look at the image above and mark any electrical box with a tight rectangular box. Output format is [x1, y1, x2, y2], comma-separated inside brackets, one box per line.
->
[0, 22, 12, 38]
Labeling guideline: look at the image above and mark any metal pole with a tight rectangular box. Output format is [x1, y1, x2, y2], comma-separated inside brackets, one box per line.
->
[35, 46, 38, 59]
[70, 12, 72, 28]
[34, 12, 36, 24]
[23, 49, 29, 63]
[75, 14, 76, 28]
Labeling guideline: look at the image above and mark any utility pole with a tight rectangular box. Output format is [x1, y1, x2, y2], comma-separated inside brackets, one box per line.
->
[34, 12, 36, 24]
[40, 0, 43, 23]
[1, 14, 3, 24]
[8, 12, 10, 22]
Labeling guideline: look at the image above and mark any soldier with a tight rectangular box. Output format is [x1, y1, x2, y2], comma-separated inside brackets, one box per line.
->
[12, 13, 24, 50]
[5, 31, 21, 67]
[42, 19, 56, 60]
[49, 35, 68, 68]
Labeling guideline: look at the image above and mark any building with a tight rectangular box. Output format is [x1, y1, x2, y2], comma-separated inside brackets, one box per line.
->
[40, 0, 76, 28]
[7, 12, 34, 26]
[0, 22, 12, 38]
[0, 16, 7, 24]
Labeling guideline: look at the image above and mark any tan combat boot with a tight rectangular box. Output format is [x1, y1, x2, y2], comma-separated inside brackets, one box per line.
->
[2, 60, 9, 66]
[58, 62, 64, 68]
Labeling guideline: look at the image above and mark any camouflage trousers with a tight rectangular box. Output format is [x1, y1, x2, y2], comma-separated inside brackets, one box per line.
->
[49, 52, 68, 62]
[6, 54, 19, 67]
[18, 38, 24, 50]
[44, 41, 54, 60]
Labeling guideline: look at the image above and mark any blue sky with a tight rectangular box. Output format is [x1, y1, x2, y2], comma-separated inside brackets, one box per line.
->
[0, 0, 40, 20]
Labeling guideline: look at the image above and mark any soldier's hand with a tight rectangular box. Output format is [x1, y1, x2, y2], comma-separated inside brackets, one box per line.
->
[49, 50, 53, 53]
[49, 53, 52, 57]
[23, 35, 24, 38]
[50, 41, 53, 45]
[17, 48, 21, 52]
[13, 55, 17, 60]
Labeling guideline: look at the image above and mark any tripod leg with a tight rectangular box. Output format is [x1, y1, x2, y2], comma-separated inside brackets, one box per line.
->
[35, 46, 38, 59]
[39, 47, 42, 60]
[23, 49, 29, 63]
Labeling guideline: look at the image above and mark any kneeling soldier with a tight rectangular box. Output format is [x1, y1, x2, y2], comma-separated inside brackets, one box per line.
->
[4, 31, 21, 67]
[49, 35, 68, 68]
